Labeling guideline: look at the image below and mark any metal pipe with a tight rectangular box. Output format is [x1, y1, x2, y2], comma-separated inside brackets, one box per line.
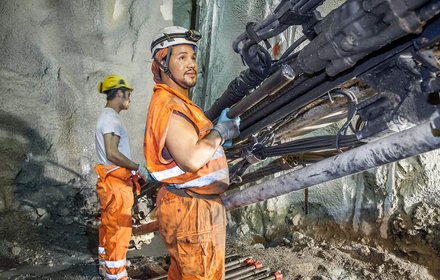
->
[228, 267, 270, 280]
[256, 271, 283, 280]
[247, 271, 271, 280]
[249, 271, 283, 280]
[226, 256, 253, 268]
[228, 64, 295, 118]
[226, 262, 248, 272]
[226, 253, 240, 260]
[223, 120, 440, 210]
[136, 118, 440, 233]
[205, 68, 264, 121]
[226, 262, 263, 279]
[226, 258, 255, 273]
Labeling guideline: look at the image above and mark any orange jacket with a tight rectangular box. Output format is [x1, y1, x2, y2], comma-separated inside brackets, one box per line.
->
[144, 84, 229, 195]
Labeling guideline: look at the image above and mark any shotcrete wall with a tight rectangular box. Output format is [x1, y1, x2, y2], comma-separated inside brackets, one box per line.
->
[0, 0, 191, 214]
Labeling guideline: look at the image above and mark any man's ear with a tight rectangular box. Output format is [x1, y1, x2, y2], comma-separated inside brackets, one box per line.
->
[116, 89, 124, 98]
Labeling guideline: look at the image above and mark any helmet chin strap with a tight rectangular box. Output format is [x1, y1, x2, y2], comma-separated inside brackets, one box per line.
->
[154, 47, 191, 90]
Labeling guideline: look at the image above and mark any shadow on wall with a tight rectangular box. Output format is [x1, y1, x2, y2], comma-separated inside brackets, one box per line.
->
[0, 109, 49, 212]
[0, 109, 96, 272]
[0, 109, 87, 212]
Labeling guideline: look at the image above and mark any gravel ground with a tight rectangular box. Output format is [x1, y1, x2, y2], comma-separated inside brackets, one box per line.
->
[1, 207, 438, 280]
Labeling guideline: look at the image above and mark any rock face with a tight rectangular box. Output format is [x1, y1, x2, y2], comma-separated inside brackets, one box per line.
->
[0, 1, 188, 277]
[0, 0, 184, 214]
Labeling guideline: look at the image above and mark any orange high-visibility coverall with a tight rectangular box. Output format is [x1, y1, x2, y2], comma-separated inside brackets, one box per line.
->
[95, 164, 134, 280]
[144, 84, 229, 279]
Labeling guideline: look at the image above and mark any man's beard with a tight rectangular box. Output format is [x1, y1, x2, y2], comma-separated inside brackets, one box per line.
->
[182, 76, 197, 88]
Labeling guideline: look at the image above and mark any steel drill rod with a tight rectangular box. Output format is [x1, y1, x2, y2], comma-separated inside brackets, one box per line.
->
[226, 256, 253, 268]
[247, 271, 271, 280]
[226, 262, 248, 272]
[228, 267, 270, 280]
[226, 262, 263, 279]
[226, 253, 240, 259]
[264, 271, 283, 280]
[256, 273, 283, 280]
[228, 64, 295, 118]
[222, 120, 440, 210]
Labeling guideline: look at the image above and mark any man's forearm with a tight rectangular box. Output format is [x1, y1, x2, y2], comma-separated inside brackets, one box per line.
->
[107, 151, 139, 170]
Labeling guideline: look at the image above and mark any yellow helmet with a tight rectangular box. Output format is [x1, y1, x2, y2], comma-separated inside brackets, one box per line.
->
[97, 75, 133, 93]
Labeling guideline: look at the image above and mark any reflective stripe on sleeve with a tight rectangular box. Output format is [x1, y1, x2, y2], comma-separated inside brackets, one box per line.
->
[151, 165, 186, 181]
[151, 147, 225, 181]
[174, 168, 229, 188]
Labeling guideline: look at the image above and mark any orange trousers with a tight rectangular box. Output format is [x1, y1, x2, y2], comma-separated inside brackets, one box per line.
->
[96, 165, 134, 280]
[156, 187, 226, 280]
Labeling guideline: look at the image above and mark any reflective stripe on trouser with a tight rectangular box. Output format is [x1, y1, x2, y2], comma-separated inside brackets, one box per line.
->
[96, 170, 133, 280]
[98, 246, 106, 265]
[156, 187, 226, 280]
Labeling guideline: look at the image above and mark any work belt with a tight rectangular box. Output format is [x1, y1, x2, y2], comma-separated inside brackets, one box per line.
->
[165, 185, 220, 200]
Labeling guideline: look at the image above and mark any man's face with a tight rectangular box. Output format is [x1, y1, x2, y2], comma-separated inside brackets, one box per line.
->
[119, 89, 131, 110]
[168, 44, 198, 88]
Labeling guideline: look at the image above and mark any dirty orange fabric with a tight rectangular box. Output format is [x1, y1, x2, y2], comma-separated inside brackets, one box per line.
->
[156, 186, 226, 280]
[144, 84, 229, 279]
[144, 84, 229, 195]
[95, 164, 134, 280]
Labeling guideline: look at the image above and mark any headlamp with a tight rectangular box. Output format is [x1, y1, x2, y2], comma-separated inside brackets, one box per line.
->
[185, 30, 202, 42]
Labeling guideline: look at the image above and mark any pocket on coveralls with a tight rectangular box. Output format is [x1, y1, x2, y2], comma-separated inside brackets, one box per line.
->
[177, 234, 217, 277]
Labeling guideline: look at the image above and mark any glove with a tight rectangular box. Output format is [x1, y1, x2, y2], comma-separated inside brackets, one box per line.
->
[223, 139, 233, 148]
[137, 165, 153, 182]
[212, 108, 240, 145]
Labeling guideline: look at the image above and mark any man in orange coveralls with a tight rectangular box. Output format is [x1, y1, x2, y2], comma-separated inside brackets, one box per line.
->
[144, 26, 241, 279]
[95, 75, 150, 280]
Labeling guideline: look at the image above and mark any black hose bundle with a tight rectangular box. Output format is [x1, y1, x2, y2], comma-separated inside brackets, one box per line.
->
[205, 0, 325, 121]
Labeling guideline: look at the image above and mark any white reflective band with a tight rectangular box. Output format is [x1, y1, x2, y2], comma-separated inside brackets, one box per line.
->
[212, 147, 225, 161]
[151, 165, 185, 181]
[105, 258, 126, 268]
[99, 260, 106, 265]
[174, 168, 229, 188]
[106, 269, 127, 280]
[98, 247, 106, 254]
[151, 147, 225, 181]
[106, 166, 121, 174]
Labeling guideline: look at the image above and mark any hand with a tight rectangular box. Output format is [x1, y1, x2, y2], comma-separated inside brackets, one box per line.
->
[217, 108, 240, 126]
[223, 139, 233, 148]
[212, 108, 240, 145]
[137, 165, 153, 182]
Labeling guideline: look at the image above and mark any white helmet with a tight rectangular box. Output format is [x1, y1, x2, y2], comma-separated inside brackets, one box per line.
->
[151, 26, 201, 57]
